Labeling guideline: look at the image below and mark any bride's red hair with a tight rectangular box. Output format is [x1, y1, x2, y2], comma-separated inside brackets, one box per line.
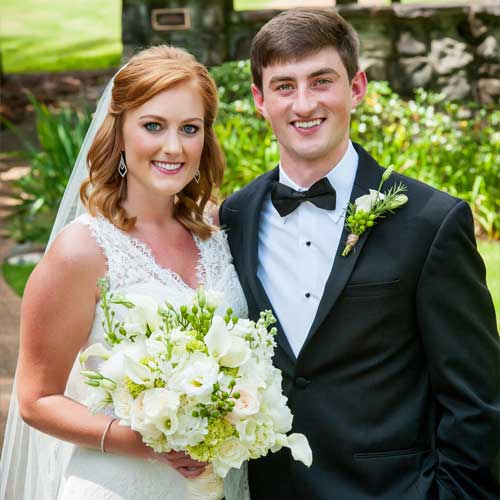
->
[80, 45, 224, 239]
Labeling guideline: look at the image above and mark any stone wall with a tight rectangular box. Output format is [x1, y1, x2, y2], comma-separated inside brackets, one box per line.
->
[122, 1, 500, 103]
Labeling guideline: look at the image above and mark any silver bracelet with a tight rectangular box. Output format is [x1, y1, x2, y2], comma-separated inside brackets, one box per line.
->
[100, 417, 117, 453]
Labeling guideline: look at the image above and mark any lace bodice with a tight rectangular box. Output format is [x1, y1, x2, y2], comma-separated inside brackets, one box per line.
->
[75, 213, 247, 315]
[58, 213, 250, 500]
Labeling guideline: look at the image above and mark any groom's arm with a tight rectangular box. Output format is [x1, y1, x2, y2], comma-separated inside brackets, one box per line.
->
[416, 200, 499, 499]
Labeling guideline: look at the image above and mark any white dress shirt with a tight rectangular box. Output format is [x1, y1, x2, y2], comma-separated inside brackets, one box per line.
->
[257, 141, 359, 356]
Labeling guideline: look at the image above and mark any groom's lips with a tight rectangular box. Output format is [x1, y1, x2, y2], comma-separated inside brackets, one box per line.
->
[290, 118, 326, 135]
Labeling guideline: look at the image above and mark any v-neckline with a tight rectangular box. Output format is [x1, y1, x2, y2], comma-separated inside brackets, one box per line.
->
[101, 215, 206, 291]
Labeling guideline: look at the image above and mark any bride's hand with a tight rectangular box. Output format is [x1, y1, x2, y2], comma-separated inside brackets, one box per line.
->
[155, 450, 207, 478]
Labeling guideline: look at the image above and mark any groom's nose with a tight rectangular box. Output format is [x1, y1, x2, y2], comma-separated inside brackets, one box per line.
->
[292, 87, 316, 116]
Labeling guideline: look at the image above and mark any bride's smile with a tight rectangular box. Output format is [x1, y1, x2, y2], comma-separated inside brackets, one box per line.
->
[121, 80, 205, 204]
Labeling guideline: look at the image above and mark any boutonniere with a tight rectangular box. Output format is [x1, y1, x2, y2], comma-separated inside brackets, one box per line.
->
[342, 167, 408, 256]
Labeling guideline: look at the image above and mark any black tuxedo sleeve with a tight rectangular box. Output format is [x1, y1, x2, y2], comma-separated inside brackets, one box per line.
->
[416, 200, 499, 499]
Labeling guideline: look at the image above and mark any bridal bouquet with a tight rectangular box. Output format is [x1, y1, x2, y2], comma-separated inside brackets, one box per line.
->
[80, 281, 312, 500]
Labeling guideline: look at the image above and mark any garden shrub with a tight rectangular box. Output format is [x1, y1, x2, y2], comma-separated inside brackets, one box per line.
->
[211, 61, 500, 238]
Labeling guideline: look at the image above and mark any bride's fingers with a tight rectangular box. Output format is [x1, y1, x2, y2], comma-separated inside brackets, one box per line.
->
[177, 466, 206, 478]
[167, 457, 206, 468]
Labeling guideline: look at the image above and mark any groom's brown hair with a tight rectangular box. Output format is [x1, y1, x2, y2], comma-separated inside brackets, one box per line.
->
[250, 8, 360, 91]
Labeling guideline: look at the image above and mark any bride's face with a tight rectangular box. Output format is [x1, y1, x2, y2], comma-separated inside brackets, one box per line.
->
[121, 79, 205, 200]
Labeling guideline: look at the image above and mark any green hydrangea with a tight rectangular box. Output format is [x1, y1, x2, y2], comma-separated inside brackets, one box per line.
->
[125, 377, 147, 399]
[186, 338, 206, 353]
[187, 418, 235, 462]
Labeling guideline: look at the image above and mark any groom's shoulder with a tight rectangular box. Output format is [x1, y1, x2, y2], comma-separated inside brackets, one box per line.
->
[358, 143, 463, 219]
[222, 169, 276, 210]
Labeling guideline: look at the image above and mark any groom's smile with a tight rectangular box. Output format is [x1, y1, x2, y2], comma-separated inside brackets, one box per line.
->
[251, 47, 367, 183]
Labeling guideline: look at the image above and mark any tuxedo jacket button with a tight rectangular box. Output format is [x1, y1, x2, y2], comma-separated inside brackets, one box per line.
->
[294, 377, 311, 389]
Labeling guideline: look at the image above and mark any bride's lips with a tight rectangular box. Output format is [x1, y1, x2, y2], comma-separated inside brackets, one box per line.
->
[290, 118, 326, 135]
[151, 160, 184, 175]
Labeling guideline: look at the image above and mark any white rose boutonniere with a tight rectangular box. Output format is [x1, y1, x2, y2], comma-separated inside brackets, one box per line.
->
[342, 167, 408, 256]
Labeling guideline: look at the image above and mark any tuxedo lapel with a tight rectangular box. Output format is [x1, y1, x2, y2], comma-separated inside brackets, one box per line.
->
[242, 168, 297, 363]
[300, 144, 383, 354]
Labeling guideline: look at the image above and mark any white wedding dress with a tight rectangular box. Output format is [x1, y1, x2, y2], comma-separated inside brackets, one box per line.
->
[55, 213, 251, 500]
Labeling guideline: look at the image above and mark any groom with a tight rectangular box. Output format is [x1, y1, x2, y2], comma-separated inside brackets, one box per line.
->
[220, 8, 499, 500]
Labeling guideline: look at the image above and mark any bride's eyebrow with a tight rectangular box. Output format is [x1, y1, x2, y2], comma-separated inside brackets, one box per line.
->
[139, 114, 203, 123]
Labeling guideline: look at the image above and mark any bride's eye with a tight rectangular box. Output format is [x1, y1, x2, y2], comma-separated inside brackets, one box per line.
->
[144, 122, 161, 132]
[182, 124, 199, 135]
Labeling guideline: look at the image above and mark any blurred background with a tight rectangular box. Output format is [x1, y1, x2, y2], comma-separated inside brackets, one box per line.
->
[0, 0, 498, 447]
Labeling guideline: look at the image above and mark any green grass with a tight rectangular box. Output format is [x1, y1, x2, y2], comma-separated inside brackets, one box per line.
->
[2, 261, 36, 297]
[0, 0, 122, 73]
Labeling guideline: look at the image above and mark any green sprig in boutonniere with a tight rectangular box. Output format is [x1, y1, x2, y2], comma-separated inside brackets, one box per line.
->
[342, 167, 408, 256]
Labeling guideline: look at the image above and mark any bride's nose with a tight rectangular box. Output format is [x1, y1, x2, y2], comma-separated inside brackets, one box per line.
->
[162, 130, 182, 156]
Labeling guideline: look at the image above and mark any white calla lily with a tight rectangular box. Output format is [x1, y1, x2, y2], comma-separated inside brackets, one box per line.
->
[205, 316, 230, 360]
[354, 189, 385, 213]
[79, 343, 110, 364]
[286, 433, 312, 467]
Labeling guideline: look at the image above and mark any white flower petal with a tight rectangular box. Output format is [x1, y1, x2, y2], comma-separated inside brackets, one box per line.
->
[205, 316, 230, 360]
[286, 433, 312, 467]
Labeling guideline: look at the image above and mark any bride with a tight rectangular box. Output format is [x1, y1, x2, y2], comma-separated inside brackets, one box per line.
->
[0, 45, 249, 499]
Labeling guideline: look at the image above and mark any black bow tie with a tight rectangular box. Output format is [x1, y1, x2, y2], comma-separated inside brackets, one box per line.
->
[271, 177, 336, 217]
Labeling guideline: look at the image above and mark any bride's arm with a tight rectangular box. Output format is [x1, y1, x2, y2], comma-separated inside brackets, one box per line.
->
[16, 223, 204, 477]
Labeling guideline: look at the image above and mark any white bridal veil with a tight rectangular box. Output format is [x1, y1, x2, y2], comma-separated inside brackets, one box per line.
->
[0, 78, 115, 500]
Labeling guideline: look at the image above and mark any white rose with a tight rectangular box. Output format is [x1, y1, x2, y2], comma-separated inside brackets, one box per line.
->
[169, 352, 219, 403]
[226, 385, 260, 424]
[212, 437, 249, 478]
[219, 336, 251, 369]
[129, 392, 163, 442]
[354, 189, 384, 213]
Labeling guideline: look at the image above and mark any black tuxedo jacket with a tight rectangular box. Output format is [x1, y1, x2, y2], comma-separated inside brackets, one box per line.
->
[220, 144, 499, 500]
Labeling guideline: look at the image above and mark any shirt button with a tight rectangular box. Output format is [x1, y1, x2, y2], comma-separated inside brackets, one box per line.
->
[305, 292, 311, 298]
[306, 241, 311, 247]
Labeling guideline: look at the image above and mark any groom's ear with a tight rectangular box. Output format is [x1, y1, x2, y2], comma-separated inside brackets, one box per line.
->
[251, 83, 268, 119]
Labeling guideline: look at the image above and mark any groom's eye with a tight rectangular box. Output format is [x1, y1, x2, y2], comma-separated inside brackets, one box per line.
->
[144, 122, 161, 132]
[276, 83, 293, 92]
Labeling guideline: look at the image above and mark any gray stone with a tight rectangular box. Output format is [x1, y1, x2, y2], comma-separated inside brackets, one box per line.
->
[398, 57, 433, 88]
[479, 63, 500, 77]
[396, 32, 427, 56]
[437, 71, 471, 101]
[477, 36, 500, 61]
[467, 7, 488, 39]
[430, 38, 474, 75]
[477, 78, 500, 104]
[361, 57, 388, 81]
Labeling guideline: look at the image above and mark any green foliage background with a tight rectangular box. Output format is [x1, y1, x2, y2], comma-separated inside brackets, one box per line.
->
[213, 61, 500, 239]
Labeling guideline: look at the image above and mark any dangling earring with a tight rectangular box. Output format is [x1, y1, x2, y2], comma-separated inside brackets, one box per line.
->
[118, 152, 127, 178]
[193, 169, 200, 184]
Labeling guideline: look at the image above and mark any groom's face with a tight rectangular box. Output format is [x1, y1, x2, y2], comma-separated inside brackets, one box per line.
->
[252, 47, 366, 169]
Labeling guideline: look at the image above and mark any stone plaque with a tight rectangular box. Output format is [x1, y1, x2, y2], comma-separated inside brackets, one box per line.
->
[151, 8, 191, 31]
